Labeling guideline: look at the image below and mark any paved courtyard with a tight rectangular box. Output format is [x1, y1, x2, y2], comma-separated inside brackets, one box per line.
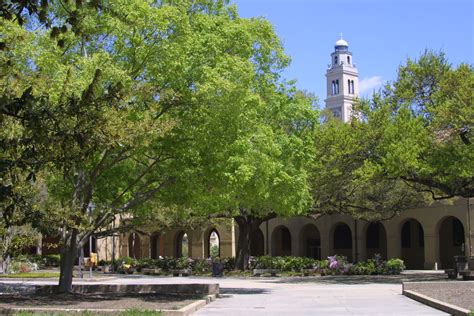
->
[192, 276, 447, 315]
[0, 273, 448, 315]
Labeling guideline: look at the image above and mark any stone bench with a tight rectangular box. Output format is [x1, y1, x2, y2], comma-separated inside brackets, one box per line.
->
[459, 270, 474, 280]
[171, 269, 191, 277]
[253, 269, 280, 277]
[142, 268, 161, 275]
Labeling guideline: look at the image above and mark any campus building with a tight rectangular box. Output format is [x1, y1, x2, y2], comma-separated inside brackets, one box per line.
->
[40, 37, 474, 270]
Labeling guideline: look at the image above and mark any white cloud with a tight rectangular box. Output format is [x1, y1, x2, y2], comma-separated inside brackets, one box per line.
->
[359, 76, 384, 95]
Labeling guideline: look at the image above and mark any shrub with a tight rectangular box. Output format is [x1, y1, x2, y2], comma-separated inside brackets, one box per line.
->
[385, 258, 405, 274]
[327, 255, 349, 274]
[222, 257, 235, 271]
[42, 254, 61, 267]
[175, 257, 193, 270]
[192, 258, 212, 274]
[10, 261, 34, 274]
[210, 245, 219, 258]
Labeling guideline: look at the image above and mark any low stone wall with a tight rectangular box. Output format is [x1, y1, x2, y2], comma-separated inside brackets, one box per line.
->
[34, 283, 219, 296]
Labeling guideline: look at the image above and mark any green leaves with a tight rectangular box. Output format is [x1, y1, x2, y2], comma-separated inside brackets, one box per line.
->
[314, 51, 473, 220]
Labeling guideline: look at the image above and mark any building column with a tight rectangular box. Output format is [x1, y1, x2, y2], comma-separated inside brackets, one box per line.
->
[467, 198, 474, 267]
[189, 231, 202, 258]
[320, 222, 331, 259]
[356, 222, 367, 262]
[291, 227, 301, 257]
[424, 232, 440, 270]
[386, 226, 401, 260]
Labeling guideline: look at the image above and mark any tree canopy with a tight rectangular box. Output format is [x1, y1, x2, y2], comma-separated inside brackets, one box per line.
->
[1, 0, 317, 286]
[361, 51, 473, 199]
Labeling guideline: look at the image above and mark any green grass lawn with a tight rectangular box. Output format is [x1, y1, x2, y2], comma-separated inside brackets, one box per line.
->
[0, 272, 60, 278]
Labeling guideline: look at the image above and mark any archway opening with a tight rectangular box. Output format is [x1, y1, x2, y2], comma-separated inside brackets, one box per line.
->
[439, 216, 465, 269]
[206, 229, 220, 258]
[271, 226, 292, 256]
[401, 219, 424, 269]
[175, 231, 189, 258]
[366, 222, 387, 259]
[150, 233, 160, 259]
[333, 223, 352, 262]
[250, 229, 265, 256]
[128, 233, 141, 259]
[300, 224, 321, 259]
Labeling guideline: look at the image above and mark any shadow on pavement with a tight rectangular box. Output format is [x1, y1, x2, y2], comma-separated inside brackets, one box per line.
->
[220, 287, 271, 295]
[0, 293, 195, 307]
[260, 273, 448, 285]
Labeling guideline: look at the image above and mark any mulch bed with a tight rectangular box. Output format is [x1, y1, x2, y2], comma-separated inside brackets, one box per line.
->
[0, 292, 200, 311]
[404, 281, 474, 310]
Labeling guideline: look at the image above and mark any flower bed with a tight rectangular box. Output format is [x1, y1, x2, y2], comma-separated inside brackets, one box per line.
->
[96, 254, 404, 276]
[248, 254, 405, 275]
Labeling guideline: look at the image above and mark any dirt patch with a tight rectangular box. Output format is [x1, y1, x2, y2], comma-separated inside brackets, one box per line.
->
[0, 293, 200, 311]
[404, 281, 474, 310]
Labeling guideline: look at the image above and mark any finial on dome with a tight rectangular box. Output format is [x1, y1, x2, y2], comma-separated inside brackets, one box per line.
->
[335, 33, 348, 47]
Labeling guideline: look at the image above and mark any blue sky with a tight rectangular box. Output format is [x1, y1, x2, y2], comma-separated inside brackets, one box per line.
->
[232, 0, 474, 104]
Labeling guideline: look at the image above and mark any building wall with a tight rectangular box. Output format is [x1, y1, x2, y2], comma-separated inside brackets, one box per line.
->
[261, 198, 473, 269]
[92, 198, 473, 270]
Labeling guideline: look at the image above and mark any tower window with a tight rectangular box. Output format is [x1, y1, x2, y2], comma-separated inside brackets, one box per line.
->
[335, 80, 339, 94]
[334, 56, 338, 65]
[347, 80, 355, 94]
[347, 56, 350, 64]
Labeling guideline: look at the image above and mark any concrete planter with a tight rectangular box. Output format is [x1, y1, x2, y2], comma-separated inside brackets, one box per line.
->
[171, 269, 191, 276]
[459, 270, 474, 280]
[302, 268, 317, 276]
[142, 268, 161, 275]
[253, 269, 280, 277]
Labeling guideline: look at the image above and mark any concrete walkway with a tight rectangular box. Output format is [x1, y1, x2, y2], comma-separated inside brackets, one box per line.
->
[194, 278, 446, 315]
[0, 273, 448, 315]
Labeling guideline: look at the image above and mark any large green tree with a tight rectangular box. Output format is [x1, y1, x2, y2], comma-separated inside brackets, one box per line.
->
[1, 0, 304, 291]
[311, 51, 472, 225]
[174, 87, 317, 270]
[312, 109, 427, 221]
[2, 0, 312, 289]
[362, 51, 473, 199]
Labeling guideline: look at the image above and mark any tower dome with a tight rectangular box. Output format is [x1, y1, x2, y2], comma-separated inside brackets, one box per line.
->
[334, 33, 348, 51]
[335, 38, 348, 47]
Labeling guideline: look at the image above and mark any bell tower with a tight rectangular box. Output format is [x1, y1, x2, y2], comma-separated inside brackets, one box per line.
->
[325, 34, 359, 122]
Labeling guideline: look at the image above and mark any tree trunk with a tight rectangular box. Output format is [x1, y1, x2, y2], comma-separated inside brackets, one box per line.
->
[58, 229, 79, 293]
[234, 215, 262, 270]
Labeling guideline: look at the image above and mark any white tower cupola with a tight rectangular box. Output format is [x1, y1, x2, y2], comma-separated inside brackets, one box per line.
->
[325, 34, 359, 122]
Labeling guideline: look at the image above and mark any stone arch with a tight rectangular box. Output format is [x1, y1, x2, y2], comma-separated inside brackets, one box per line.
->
[299, 224, 321, 259]
[365, 222, 387, 260]
[128, 232, 141, 259]
[150, 232, 160, 259]
[400, 218, 424, 269]
[271, 225, 292, 256]
[333, 223, 353, 261]
[175, 231, 189, 258]
[437, 216, 465, 269]
[204, 228, 220, 258]
[250, 228, 265, 256]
